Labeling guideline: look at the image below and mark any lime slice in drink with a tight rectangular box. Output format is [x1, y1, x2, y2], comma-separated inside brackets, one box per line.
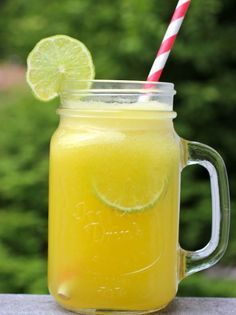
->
[26, 35, 95, 101]
[93, 170, 168, 213]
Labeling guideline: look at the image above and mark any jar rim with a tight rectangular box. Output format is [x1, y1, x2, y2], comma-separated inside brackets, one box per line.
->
[60, 79, 176, 97]
[60, 80, 176, 114]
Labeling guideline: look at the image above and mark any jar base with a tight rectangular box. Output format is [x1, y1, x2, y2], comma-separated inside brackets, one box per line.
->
[55, 304, 169, 315]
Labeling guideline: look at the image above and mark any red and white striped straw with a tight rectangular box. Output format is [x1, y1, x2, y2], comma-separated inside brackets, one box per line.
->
[146, 0, 191, 86]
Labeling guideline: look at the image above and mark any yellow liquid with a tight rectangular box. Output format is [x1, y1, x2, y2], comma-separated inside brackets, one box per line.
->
[48, 105, 182, 312]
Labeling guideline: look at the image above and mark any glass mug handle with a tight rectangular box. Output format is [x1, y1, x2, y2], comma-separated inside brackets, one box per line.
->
[180, 141, 230, 278]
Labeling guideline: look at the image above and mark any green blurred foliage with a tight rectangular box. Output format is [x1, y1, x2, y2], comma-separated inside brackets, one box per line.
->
[0, 89, 57, 293]
[0, 0, 236, 297]
[179, 274, 236, 297]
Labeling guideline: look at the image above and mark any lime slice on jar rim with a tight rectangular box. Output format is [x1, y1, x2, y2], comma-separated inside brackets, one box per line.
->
[26, 35, 95, 101]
